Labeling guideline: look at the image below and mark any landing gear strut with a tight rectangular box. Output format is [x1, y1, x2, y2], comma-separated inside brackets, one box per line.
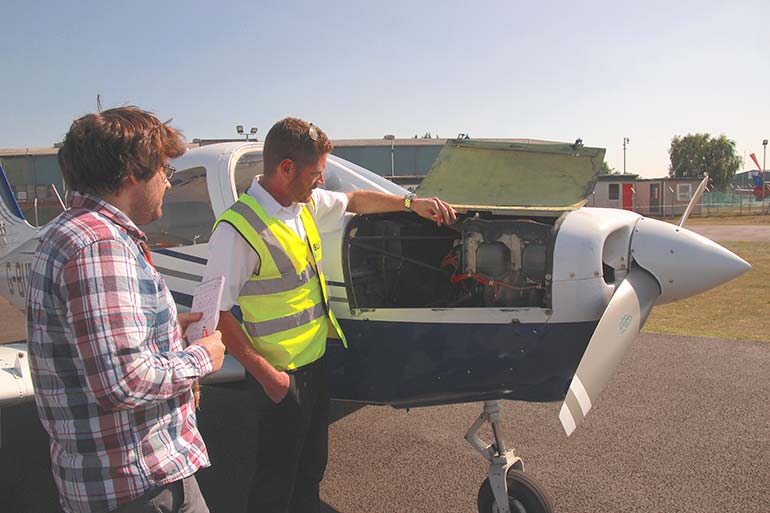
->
[465, 401, 554, 513]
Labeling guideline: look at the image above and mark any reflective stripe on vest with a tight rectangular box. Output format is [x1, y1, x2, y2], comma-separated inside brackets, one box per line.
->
[214, 193, 347, 371]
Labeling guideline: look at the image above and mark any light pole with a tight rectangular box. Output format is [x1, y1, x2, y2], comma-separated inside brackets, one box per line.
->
[236, 125, 258, 141]
[384, 134, 395, 177]
[763, 139, 768, 213]
[623, 137, 630, 174]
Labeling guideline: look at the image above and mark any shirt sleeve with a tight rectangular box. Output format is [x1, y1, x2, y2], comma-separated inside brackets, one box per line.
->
[311, 188, 350, 233]
[204, 223, 259, 310]
[61, 239, 212, 412]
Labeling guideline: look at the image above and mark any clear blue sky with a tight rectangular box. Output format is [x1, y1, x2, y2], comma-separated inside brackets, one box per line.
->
[2, 0, 768, 177]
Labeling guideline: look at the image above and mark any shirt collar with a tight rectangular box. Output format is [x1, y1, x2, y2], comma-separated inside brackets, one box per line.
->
[246, 176, 303, 219]
[69, 192, 147, 241]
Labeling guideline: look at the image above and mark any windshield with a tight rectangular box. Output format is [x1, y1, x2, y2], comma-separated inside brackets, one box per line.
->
[322, 157, 408, 195]
[233, 151, 263, 196]
[232, 151, 408, 196]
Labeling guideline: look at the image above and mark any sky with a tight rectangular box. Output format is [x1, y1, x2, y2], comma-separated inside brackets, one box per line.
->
[1, 0, 768, 178]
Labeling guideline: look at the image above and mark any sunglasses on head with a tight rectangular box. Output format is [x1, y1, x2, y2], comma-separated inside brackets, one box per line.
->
[307, 123, 319, 142]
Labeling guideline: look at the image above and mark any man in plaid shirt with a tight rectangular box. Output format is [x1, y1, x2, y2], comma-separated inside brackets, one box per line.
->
[26, 107, 226, 513]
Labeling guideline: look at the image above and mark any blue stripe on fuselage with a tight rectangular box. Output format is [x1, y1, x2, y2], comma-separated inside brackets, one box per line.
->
[154, 249, 208, 265]
[170, 290, 193, 308]
[326, 318, 598, 406]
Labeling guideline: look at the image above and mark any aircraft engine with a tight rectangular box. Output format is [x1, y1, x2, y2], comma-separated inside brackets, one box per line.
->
[342, 213, 555, 310]
[455, 217, 549, 307]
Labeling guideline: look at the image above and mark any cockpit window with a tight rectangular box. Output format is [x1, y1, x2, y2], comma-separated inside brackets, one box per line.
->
[230, 150, 407, 197]
[144, 166, 216, 249]
[234, 152, 264, 196]
[322, 158, 408, 195]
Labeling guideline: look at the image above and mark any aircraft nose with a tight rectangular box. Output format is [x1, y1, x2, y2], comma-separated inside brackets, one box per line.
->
[629, 217, 750, 304]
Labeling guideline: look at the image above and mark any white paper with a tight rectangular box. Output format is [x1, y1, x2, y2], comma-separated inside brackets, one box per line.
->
[185, 275, 225, 342]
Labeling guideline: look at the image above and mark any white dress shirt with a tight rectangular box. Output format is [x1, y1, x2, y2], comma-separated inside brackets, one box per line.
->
[203, 176, 349, 309]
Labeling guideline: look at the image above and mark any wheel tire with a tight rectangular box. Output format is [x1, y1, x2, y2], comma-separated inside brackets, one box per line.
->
[477, 469, 554, 513]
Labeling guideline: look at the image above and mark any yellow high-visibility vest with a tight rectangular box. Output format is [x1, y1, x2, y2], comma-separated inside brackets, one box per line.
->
[214, 193, 347, 371]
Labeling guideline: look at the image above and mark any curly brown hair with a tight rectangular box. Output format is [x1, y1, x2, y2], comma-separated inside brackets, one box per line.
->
[57, 106, 186, 195]
[263, 117, 333, 175]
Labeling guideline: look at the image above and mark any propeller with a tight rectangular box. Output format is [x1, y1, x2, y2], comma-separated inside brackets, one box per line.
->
[559, 265, 661, 436]
[678, 174, 709, 227]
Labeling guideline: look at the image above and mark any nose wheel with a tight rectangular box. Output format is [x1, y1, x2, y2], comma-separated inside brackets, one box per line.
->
[477, 469, 552, 513]
[465, 401, 554, 513]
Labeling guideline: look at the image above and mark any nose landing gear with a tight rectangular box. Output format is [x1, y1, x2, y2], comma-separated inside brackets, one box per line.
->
[465, 401, 554, 513]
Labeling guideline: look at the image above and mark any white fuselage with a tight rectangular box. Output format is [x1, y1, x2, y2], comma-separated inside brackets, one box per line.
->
[0, 142, 749, 408]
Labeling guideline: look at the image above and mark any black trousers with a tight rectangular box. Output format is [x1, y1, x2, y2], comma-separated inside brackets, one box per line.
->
[245, 356, 329, 513]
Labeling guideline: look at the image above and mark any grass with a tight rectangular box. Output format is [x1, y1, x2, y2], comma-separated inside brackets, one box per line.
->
[684, 214, 770, 225]
[643, 241, 770, 342]
[654, 214, 770, 225]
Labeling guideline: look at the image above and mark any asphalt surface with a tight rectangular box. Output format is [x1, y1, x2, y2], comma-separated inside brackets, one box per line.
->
[3, 333, 768, 513]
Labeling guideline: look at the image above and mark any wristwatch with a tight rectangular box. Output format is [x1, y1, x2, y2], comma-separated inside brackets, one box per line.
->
[404, 193, 416, 212]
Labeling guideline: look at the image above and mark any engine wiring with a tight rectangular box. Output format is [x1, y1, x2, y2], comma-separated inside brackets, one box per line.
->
[440, 247, 545, 296]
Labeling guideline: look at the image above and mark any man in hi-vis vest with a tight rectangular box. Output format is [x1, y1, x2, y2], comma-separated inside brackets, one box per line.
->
[202, 118, 456, 513]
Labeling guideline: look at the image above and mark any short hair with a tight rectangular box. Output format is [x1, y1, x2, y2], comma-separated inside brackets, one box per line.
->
[263, 117, 333, 175]
[57, 106, 186, 195]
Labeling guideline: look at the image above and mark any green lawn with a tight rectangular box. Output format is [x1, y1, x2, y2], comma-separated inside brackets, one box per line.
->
[643, 241, 769, 341]
[656, 214, 770, 225]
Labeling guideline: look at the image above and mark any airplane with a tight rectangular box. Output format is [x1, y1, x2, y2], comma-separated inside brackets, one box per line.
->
[0, 138, 750, 513]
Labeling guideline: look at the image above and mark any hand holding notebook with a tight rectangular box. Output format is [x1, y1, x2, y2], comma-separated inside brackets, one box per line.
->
[186, 275, 226, 343]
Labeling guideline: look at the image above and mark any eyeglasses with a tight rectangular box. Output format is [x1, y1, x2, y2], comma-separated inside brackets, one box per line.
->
[307, 123, 319, 142]
[162, 165, 176, 181]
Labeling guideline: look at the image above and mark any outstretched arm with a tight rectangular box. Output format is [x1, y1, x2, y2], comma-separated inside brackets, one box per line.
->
[345, 190, 456, 226]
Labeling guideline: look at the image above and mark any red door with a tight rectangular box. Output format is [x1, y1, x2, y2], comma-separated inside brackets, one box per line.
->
[622, 183, 634, 210]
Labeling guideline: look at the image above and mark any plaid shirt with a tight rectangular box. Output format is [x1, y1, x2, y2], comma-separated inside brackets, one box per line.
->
[26, 193, 213, 513]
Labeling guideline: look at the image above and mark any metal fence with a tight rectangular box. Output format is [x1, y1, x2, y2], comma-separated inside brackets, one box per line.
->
[699, 191, 770, 217]
[627, 191, 770, 219]
[591, 191, 770, 219]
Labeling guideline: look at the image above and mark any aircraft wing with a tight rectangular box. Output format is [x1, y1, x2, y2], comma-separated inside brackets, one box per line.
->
[0, 342, 34, 407]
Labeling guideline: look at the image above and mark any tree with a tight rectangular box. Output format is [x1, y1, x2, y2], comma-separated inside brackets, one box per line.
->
[599, 161, 618, 174]
[668, 133, 741, 191]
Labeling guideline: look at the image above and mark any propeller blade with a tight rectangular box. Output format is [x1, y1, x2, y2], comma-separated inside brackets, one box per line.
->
[559, 266, 661, 436]
[678, 174, 709, 227]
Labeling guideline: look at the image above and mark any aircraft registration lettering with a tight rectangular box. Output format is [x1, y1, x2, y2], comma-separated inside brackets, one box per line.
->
[6, 262, 31, 297]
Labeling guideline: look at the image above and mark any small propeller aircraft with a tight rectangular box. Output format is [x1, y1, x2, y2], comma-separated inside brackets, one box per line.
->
[0, 139, 750, 513]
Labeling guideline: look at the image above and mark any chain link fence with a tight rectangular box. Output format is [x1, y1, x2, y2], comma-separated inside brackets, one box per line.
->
[602, 191, 770, 219]
[699, 191, 769, 217]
